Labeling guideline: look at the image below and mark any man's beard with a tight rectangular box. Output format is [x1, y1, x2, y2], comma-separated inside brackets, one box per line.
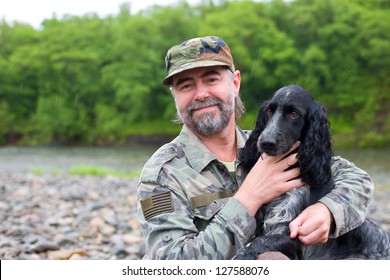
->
[176, 94, 235, 136]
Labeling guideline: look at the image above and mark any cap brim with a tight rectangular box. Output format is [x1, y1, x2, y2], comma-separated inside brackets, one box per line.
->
[162, 60, 231, 85]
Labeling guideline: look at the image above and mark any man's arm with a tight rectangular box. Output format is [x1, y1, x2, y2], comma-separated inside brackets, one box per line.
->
[137, 182, 256, 260]
[290, 156, 374, 243]
[321, 156, 374, 237]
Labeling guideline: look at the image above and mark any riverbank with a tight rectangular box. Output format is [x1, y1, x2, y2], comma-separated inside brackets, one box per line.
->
[0, 173, 143, 260]
[1, 172, 389, 260]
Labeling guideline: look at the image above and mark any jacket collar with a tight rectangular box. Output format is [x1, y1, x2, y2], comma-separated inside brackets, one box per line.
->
[176, 125, 248, 173]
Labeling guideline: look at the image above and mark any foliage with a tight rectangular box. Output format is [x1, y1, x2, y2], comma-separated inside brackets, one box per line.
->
[0, 0, 389, 147]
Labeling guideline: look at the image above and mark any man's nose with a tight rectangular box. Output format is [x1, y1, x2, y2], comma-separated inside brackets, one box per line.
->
[194, 82, 210, 100]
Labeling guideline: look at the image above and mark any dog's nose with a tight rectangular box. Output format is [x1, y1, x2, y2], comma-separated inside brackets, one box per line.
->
[260, 136, 277, 153]
[261, 141, 277, 151]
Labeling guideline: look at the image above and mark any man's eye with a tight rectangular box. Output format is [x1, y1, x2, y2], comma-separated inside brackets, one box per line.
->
[178, 83, 193, 91]
[205, 77, 219, 84]
[289, 111, 300, 119]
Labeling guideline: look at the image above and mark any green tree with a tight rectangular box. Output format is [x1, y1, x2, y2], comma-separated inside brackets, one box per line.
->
[0, 0, 388, 147]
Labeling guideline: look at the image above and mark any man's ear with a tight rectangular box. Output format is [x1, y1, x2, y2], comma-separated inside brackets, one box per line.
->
[233, 70, 241, 97]
[170, 86, 175, 97]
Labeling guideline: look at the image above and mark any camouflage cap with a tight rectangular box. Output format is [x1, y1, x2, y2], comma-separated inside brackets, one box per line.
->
[163, 36, 235, 85]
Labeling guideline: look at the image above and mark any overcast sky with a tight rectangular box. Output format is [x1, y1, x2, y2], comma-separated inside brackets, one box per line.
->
[0, 0, 201, 28]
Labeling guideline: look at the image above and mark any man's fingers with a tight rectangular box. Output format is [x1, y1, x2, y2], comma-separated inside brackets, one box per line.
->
[274, 153, 299, 172]
[260, 141, 301, 164]
[296, 227, 329, 244]
[289, 203, 333, 245]
[287, 141, 301, 154]
[289, 214, 304, 239]
[277, 141, 301, 161]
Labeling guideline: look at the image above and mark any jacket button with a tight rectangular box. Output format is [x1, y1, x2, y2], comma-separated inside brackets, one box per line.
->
[162, 231, 172, 242]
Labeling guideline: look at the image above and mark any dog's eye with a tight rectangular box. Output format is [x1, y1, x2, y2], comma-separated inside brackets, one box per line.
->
[289, 111, 300, 119]
[266, 109, 273, 116]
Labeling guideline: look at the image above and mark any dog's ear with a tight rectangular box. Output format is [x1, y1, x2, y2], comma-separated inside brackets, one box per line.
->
[298, 101, 333, 190]
[239, 101, 269, 171]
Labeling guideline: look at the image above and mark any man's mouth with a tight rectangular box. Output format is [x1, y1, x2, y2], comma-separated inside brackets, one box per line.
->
[192, 104, 218, 113]
[188, 98, 221, 114]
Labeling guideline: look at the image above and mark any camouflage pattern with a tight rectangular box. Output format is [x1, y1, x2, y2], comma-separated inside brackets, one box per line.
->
[320, 156, 374, 237]
[136, 125, 374, 260]
[162, 36, 235, 85]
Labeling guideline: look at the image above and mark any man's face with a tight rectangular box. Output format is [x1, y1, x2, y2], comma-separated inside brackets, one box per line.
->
[171, 66, 240, 136]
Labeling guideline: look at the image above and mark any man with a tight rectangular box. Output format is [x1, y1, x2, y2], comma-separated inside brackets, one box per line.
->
[136, 36, 373, 260]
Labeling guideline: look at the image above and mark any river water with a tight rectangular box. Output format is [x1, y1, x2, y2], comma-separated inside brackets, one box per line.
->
[0, 146, 389, 190]
[0, 146, 155, 175]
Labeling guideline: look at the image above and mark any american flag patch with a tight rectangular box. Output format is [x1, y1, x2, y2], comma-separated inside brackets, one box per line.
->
[140, 192, 174, 220]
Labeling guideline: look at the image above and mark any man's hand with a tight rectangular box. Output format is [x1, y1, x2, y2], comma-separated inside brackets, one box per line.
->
[234, 141, 303, 216]
[289, 202, 334, 244]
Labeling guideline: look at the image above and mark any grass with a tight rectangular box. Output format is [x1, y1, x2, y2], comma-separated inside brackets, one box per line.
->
[68, 165, 141, 179]
[378, 182, 390, 191]
[31, 165, 141, 179]
[31, 167, 44, 175]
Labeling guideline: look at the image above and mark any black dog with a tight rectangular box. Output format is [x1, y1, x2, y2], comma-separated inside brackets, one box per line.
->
[234, 85, 390, 260]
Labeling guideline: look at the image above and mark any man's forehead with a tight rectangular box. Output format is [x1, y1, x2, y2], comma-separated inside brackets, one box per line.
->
[172, 66, 225, 83]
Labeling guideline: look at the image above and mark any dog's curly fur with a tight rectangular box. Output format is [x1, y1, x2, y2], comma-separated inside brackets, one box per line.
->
[234, 85, 390, 260]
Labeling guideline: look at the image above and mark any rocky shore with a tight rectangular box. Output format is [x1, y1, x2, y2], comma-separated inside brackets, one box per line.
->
[0, 173, 143, 260]
[1, 172, 389, 260]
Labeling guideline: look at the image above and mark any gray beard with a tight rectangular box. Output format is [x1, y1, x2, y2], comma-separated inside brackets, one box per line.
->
[177, 96, 234, 136]
[189, 111, 229, 136]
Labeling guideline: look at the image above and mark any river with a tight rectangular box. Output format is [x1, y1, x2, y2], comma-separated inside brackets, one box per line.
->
[0, 146, 389, 190]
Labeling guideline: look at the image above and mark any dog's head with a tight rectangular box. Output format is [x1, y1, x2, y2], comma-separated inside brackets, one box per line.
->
[257, 85, 312, 156]
[239, 85, 333, 189]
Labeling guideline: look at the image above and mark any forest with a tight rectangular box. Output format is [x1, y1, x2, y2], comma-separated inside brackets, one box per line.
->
[0, 0, 389, 148]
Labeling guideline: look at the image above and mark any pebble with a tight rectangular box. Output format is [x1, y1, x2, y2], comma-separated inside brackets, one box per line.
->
[0, 172, 144, 260]
[0, 172, 389, 259]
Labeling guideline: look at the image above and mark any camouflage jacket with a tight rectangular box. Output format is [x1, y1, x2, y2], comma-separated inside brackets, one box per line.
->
[136, 125, 374, 260]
